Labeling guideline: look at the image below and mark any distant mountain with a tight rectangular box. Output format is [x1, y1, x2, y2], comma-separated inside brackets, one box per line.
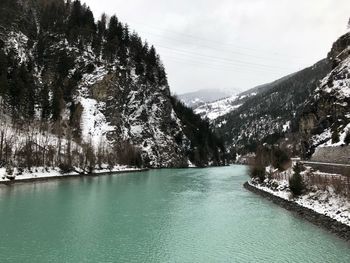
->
[192, 74, 297, 121]
[194, 93, 255, 121]
[178, 89, 230, 108]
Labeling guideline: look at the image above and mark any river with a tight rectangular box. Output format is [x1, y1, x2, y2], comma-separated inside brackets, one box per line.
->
[0, 165, 349, 262]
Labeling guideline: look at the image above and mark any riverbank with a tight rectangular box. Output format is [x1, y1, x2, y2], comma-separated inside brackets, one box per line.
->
[244, 181, 350, 242]
[0, 166, 148, 185]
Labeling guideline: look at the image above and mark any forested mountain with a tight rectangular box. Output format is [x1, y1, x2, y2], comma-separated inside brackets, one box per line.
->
[0, 0, 226, 169]
[215, 59, 331, 154]
[192, 74, 296, 121]
[210, 31, 350, 159]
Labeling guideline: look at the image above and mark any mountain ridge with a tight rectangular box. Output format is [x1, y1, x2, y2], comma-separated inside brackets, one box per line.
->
[0, 0, 226, 169]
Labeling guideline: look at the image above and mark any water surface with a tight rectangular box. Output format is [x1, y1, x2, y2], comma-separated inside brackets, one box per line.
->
[0, 166, 349, 262]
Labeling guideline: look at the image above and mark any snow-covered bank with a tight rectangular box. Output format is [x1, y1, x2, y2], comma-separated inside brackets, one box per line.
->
[0, 165, 146, 184]
[249, 178, 350, 227]
[244, 181, 350, 242]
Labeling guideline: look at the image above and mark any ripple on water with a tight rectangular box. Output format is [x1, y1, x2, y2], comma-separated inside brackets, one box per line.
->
[0, 166, 349, 262]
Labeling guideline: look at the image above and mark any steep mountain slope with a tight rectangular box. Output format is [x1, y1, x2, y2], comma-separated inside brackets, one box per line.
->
[0, 0, 225, 168]
[215, 59, 331, 152]
[178, 89, 229, 108]
[299, 32, 350, 158]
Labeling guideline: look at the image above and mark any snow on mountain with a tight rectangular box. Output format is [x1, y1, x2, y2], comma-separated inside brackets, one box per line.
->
[194, 93, 257, 120]
[192, 75, 299, 122]
[178, 89, 230, 108]
[300, 32, 350, 154]
[194, 96, 238, 120]
[214, 58, 331, 152]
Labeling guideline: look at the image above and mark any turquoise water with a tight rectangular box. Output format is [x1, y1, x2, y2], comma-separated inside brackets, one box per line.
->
[0, 166, 349, 262]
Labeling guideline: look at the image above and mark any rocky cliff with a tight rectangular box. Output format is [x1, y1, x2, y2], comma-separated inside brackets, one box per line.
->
[299, 32, 350, 158]
[0, 0, 225, 168]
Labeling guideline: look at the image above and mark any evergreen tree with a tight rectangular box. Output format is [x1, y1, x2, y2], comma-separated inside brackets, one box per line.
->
[0, 74, 8, 98]
[70, 102, 83, 139]
[289, 162, 304, 196]
[344, 130, 350, 145]
[0, 50, 8, 105]
[92, 13, 107, 55]
[36, 32, 46, 65]
[130, 32, 145, 75]
[23, 71, 36, 119]
[40, 0, 66, 33]
[51, 86, 64, 121]
[332, 129, 340, 144]
[103, 15, 121, 61]
[145, 44, 157, 82]
[40, 85, 51, 120]
[66, 0, 83, 42]
[156, 59, 167, 86]
[117, 24, 130, 66]
[80, 6, 96, 43]
[8, 65, 24, 117]
[57, 51, 74, 79]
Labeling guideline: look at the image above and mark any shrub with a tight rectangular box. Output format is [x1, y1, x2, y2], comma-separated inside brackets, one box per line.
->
[331, 129, 340, 144]
[58, 163, 74, 174]
[6, 165, 14, 176]
[344, 131, 350, 145]
[117, 142, 143, 167]
[250, 165, 265, 183]
[289, 162, 304, 196]
[272, 148, 290, 171]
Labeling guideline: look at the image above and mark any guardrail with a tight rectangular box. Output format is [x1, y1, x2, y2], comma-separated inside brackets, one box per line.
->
[301, 161, 350, 176]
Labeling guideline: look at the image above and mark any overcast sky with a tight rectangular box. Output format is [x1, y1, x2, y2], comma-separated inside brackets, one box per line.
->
[83, 0, 350, 95]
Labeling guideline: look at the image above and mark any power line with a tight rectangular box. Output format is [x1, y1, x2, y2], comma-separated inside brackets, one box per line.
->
[127, 19, 308, 60]
[163, 54, 291, 77]
[152, 43, 298, 71]
[137, 29, 309, 64]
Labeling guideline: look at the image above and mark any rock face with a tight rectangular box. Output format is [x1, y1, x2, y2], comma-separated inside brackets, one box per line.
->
[77, 61, 190, 168]
[0, 0, 225, 168]
[299, 32, 350, 158]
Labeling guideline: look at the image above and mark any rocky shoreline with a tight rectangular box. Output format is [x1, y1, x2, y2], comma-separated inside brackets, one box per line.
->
[243, 182, 350, 242]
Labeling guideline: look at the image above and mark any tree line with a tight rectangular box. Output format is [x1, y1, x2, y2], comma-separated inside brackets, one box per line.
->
[0, 119, 143, 177]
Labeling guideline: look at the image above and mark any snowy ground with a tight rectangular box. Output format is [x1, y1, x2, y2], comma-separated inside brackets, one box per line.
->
[0, 165, 143, 183]
[249, 178, 350, 227]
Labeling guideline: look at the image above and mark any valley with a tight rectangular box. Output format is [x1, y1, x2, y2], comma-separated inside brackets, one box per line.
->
[0, 0, 350, 261]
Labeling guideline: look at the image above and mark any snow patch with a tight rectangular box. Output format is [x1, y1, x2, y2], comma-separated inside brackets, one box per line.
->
[79, 97, 114, 146]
